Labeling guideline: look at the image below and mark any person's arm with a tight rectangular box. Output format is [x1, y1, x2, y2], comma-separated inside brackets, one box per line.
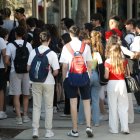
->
[104, 67, 109, 79]
[1, 48, 7, 68]
[87, 61, 92, 76]
[121, 46, 135, 58]
[62, 63, 68, 81]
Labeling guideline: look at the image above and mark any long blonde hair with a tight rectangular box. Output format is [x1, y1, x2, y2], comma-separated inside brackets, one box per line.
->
[90, 30, 103, 55]
[108, 43, 125, 74]
[105, 35, 121, 58]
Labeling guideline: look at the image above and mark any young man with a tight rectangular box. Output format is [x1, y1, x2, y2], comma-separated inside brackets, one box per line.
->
[27, 29, 60, 138]
[125, 19, 136, 48]
[5, 26, 32, 124]
[59, 25, 93, 138]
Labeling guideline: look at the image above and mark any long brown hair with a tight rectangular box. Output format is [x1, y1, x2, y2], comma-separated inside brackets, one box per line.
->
[90, 30, 103, 55]
[108, 43, 125, 74]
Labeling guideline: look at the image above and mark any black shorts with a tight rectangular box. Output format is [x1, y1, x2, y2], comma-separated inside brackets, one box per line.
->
[0, 68, 6, 90]
[63, 78, 91, 100]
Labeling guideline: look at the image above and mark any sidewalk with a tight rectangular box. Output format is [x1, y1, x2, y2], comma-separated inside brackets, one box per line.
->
[0, 105, 140, 140]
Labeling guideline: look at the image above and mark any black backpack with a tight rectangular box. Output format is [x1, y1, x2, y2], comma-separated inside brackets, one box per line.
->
[13, 41, 29, 73]
[29, 48, 51, 82]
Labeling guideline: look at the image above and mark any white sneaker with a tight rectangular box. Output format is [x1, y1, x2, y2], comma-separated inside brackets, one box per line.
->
[0, 111, 7, 119]
[45, 130, 54, 138]
[53, 106, 57, 113]
[32, 128, 39, 138]
[86, 127, 94, 137]
[22, 115, 30, 123]
[100, 114, 108, 121]
[16, 117, 23, 125]
[67, 130, 79, 137]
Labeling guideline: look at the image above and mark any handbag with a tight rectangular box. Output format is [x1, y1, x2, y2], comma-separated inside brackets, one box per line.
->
[125, 63, 140, 93]
[125, 76, 140, 93]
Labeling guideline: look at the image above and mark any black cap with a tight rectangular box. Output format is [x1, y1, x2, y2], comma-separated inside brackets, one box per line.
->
[15, 7, 25, 14]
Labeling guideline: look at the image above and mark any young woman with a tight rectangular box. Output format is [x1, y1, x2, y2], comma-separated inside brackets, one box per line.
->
[104, 39, 129, 134]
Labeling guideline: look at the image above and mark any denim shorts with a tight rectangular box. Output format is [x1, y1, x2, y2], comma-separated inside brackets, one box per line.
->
[63, 78, 91, 100]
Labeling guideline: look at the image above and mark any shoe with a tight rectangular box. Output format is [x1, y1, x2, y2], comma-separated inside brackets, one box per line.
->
[100, 114, 108, 121]
[32, 128, 39, 138]
[0, 111, 7, 119]
[86, 127, 94, 137]
[94, 123, 100, 127]
[16, 117, 23, 125]
[67, 130, 79, 137]
[60, 114, 71, 117]
[121, 131, 130, 135]
[53, 106, 57, 114]
[45, 130, 54, 138]
[22, 115, 30, 123]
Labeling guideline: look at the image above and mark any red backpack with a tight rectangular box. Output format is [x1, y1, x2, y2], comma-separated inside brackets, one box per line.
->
[66, 42, 90, 87]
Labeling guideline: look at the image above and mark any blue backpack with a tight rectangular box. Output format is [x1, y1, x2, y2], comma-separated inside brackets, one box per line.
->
[29, 48, 51, 82]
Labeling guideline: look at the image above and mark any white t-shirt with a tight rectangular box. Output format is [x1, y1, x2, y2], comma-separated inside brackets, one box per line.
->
[0, 37, 7, 68]
[6, 39, 33, 72]
[130, 36, 140, 52]
[28, 45, 60, 84]
[59, 37, 92, 78]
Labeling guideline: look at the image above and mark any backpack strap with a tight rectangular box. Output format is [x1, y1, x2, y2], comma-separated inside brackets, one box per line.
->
[35, 48, 51, 56]
[12, 41, 19, 48]
[66, 41, 86, 56]
[12, 40, 27, 48]
[79, 41, 86, 54]
[66, 43, 74, 56]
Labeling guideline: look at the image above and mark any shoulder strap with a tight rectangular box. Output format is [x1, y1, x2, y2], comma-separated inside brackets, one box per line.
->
[23, 40, 27, 47]
[66, 43, 74, 56]
[79, 41, 86, 54]
[35, 48, 51, 56]
[12, 41, 19, 48]
[12, 40, 27, 48]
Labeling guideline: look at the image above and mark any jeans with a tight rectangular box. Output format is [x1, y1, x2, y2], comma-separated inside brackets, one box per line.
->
[90, 70, 101, 125]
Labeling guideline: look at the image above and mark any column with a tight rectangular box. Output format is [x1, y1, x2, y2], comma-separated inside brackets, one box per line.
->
[60, 0, 65, 19]
[43, 0, 47, 23]
[127, 0, 132, 19]
[32, 0, 38, 19]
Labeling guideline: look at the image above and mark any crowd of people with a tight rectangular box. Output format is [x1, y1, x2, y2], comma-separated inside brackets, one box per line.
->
[0, 7, 140, 139]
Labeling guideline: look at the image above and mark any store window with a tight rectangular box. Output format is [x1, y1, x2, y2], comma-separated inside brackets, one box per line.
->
[38, 0, 60, 26]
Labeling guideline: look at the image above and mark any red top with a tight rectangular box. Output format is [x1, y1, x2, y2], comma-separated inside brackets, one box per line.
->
[104, 60, 127, 80]
[105, 28, 122, 40]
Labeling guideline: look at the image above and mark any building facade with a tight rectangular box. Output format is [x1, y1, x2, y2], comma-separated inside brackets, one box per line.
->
[1, 0, 138, 28]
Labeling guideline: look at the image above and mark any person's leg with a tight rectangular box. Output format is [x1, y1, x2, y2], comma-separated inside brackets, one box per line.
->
[90, 70, 101, 126]
[118, 81, 129, 133]
[23, 95, 29, 116]
[83, 99, 91, 127]
[0, 90, 4, 111]
[78, 96, 85, 124]
[80, 83, 93, 137]
[128, 93, 134, 123]
[32, 83, 42, 138]
[107, 81, 119, 133]
[13, 95, 21, 117]
[43, 84, 54, 138]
